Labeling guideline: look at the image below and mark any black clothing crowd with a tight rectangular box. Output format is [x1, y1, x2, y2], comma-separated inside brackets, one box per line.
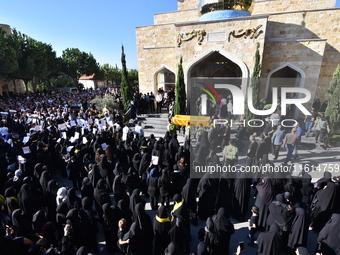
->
[0, 89, 338, 255]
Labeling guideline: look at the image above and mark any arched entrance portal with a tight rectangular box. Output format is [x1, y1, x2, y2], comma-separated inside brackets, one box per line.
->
[265, 63, 305, 119]
[154, 66, 175, 93]
[186, 49, 248, 116]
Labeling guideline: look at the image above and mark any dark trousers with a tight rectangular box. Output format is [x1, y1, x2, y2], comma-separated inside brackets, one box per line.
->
[284, 144, 294, 165]
[315, 128, 326, 143]
[156, 101, 162, 113]
[150, 195, 159, 210]
[273, 144, 281, 159]
[161, 196, 170, 208]
[149, 101, 155, 112]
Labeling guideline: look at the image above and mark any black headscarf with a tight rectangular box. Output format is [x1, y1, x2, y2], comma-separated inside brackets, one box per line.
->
[213, 207, 234, 236]
[257, 177, 275, 205]
[288, 206, 308, 250]
[17, 183, 42, 219]
[181, 178, 197, 212]
[39, 170, 51, 195]
[257, 223, 282, 255]
[317, 213, 340, 255]
[66, 187, 81, 209]
[154, 206, 171, 255]
[133, 203, 154, 243]
[117, 199, 132, 228]
[204, 217, 218, 250]
[93, 179, 111, 209]
[129, 189, 146, 213]
[32, 209, 46, 233]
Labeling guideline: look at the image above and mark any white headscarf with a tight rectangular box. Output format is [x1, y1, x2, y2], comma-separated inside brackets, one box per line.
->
[56, 187, 68, 206]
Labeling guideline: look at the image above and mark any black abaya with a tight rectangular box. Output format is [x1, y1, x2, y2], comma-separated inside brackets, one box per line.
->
[310, 181, 338, 232]
[93, 179, 112, 215]
[317, 213, 340, 255]
[257, 223, 282, 255]
[133, 203, 154, 254]
[255, 177, 276, 230]
[287, 206, 308, 251]
[153, 206, 171, 255]
[233, 172, 252, 222]
[212, 207, 235, 255]
[102, 203, 119, 254]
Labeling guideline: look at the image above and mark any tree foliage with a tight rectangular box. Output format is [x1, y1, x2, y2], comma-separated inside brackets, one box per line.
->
[0, 27, 137, 94]
[97, 63, 122, 85]
[174, 57, 187, 115]
[120, 46, 134, 111]
[325, 64, 340, 135]
[128, 69, 139, 85]
[10, 30, 58, 92]
[244, 42, 261, 134]
[0, 28, 20, 81]
[62, 48, 99, 85]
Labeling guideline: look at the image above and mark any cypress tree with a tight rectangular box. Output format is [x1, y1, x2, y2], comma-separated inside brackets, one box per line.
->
[244, 42, 261, 134]
[325, 64, 340, 135]
[120, 45, 133, 111]
[174, 57, 187, 115]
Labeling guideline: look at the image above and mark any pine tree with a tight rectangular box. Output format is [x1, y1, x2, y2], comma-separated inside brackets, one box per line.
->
[244, 42, 261, 134]
[325, 64, 340, 135]
[120, 45, 133, 111]
[174, 57, 187, 115]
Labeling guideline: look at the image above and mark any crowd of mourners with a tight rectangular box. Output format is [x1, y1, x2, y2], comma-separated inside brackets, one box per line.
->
[0, 87, 338, 255]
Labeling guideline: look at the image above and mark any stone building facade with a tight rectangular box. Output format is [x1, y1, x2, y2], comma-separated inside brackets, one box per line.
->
[136, 0, 340, 116]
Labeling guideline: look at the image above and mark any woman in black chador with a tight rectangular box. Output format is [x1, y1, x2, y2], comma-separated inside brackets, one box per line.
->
[168, 217, 191, 255]
[255, 177, 276, 231]
[212, 207, 235, 255]
[257, 223, 282, 255]
[309, 181, 339, 232]
[129, 189, 146, 217]
[153, 206, 171, 255]
[233, 172, 252, 222]
[287, 205, 309, 254]
[133, 203, 154, 254]
[93, 179, 112, 216]
[102, 203, 120, 254]
[317, 213, 340, 255]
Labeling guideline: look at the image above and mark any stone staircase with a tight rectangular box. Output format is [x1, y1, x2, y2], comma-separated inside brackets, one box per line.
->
[132, 112, 170, 139]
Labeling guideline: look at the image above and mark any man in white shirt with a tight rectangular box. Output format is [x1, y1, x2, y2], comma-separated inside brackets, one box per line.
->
[113, 122, 121, 132]
[134, 122, 144, 137]
[156, 92, 163, 113]
[122, 123, 130, 141]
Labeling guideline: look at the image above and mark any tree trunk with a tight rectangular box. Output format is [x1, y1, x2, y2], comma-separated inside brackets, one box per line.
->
[12, 79, 17, 94]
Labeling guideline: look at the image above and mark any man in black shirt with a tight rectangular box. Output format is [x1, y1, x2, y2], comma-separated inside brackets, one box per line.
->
[246, 136, 258, 166]
[149, 92, 155, 113]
